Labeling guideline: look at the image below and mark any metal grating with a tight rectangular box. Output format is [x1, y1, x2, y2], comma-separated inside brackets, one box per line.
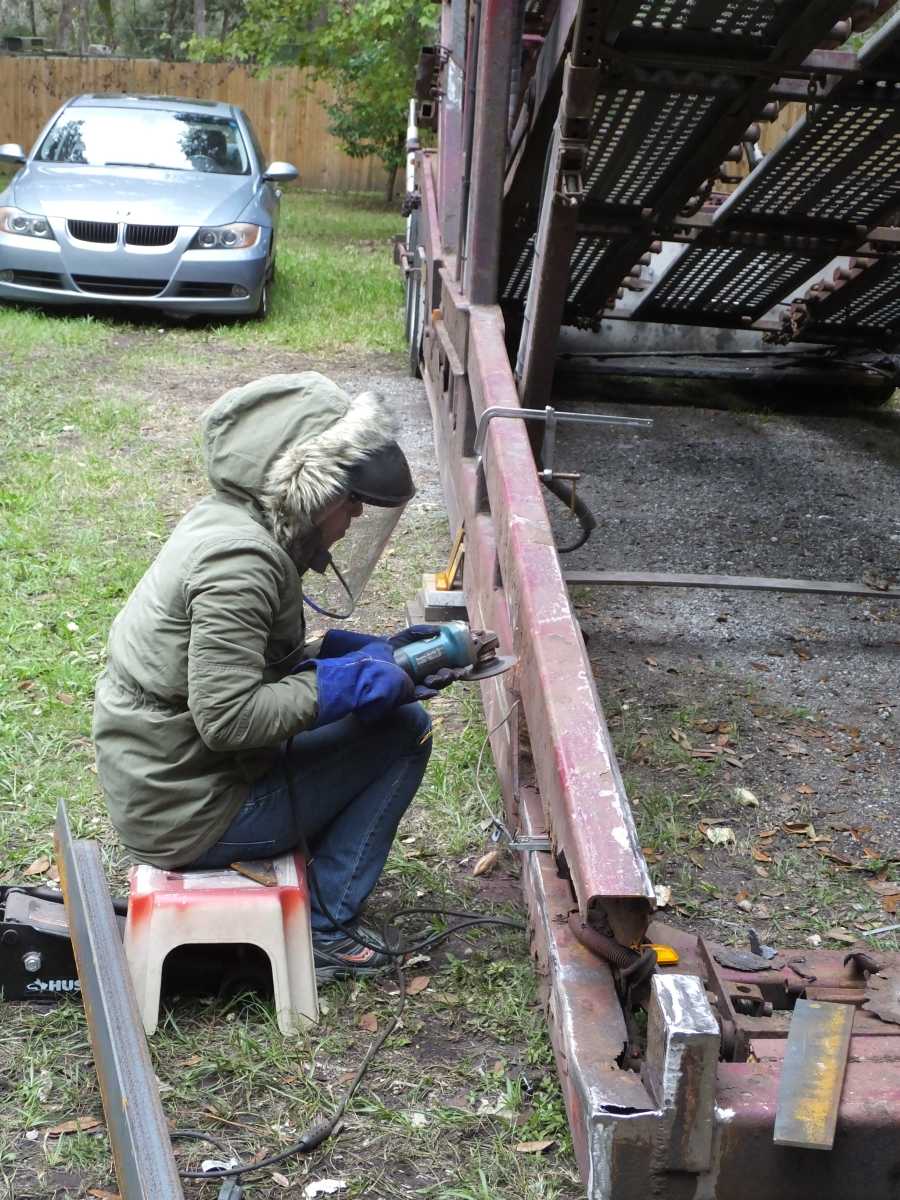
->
[587, 90, 718, 209]
[636, 245, 818, 320]
[67, 219, 117, 244]
[628, 0, 785, 39]
[567, 236, 612, 301]
[814, 257, 900, 333]
[729, 94, 900, 227]
[125, 224, 178, 247]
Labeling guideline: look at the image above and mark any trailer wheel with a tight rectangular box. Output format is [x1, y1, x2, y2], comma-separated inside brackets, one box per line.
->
[404, 210, 424, 379]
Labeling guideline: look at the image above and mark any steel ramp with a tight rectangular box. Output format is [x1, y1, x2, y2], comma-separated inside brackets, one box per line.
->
[635, 12, 900, 338]
[501, 0, 854, 326]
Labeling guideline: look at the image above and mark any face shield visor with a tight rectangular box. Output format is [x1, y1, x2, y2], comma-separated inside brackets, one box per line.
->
[303, 440, 415, 619]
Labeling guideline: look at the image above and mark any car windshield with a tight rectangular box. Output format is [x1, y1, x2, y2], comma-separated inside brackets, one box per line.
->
[36, 105, 250, 175]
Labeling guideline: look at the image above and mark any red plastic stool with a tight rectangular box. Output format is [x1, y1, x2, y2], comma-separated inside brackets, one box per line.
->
[124, 852, 318, 1035]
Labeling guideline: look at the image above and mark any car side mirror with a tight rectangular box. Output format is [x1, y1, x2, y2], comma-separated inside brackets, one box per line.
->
[263, 162, 298, 184]
[0, 144, 26, 165]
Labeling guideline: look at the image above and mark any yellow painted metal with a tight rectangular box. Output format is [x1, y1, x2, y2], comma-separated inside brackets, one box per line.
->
[646, 943, 680, 966]
[773, 999, 853, 1150]
[435, 527, 465, 591]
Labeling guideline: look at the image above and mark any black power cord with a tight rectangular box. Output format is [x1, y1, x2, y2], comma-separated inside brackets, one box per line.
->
[172, 857, 525, 1185]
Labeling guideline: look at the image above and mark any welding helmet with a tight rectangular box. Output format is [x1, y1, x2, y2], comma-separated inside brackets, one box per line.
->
[304, 439, 415, 618]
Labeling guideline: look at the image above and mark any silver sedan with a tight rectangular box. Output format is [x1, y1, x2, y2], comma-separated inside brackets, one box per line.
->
[0, 93, 297, 319]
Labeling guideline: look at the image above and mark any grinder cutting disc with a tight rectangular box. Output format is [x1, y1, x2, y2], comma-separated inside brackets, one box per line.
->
[461, 628, 517, 682]
[462, 653, 518, 682]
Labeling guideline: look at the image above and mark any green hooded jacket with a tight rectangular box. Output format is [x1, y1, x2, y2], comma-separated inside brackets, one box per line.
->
[93, 372, 398, 868]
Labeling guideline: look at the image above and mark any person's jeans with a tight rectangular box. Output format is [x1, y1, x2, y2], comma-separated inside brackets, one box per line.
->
[187, 703, 432, 938]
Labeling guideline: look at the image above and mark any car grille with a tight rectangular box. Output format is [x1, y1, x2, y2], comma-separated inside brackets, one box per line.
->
[177, 282, 236, 297]
[72, 275, 167, 297]
[126, 224, 178, 247]
[68, 219, 118, 244]
[8, 269, 64, 289]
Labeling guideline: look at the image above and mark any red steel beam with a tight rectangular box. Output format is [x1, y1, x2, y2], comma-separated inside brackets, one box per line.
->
[422, 150, 653, 945]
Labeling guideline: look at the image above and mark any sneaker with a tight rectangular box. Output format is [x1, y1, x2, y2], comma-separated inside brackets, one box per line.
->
[313, 926, 395, 982]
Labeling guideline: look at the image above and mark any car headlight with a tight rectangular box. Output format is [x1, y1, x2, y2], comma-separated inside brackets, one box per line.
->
[190, 223, 260, 250]
[0, 207, 55, 240]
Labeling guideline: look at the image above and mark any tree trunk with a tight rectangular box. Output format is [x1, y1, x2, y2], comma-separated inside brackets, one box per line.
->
[165, 0, 179, 58]
[27, 0, 37, 37]
[78, 0, 90, 52]
[194, 0, 206, 38]
[56, 0, 77, 50]
[384, 163, 399, 206]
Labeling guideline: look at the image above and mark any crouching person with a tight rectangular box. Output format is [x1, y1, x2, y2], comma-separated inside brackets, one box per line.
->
[93, 373, 451, 980]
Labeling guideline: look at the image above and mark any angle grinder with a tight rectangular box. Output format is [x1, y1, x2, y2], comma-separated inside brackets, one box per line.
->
[393, 620, 516, 684]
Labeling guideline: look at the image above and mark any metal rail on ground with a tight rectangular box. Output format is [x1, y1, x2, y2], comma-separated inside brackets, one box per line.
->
[54, 801, 184, 1200]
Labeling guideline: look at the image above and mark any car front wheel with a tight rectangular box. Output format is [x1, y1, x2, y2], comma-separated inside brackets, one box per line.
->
[254, 277, 271, 321]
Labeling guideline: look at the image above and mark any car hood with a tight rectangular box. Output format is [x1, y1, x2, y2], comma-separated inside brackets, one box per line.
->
[11, 164, 257, 227]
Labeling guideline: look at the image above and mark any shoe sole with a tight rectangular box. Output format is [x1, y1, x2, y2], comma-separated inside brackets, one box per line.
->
[315, 962, 391, 983]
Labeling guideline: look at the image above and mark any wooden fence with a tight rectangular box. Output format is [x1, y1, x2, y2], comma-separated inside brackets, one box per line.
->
[0, 56, 386, 193]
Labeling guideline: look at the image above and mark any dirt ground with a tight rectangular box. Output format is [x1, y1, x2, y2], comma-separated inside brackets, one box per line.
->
[548, 386, 899, 951]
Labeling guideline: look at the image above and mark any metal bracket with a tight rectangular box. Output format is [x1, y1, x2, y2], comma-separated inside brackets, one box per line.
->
[473, 405, 652, 478]
[507, 834, 553, 853]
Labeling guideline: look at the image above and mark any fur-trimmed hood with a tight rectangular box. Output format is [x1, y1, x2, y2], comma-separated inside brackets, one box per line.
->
[201, 372, 398, 548]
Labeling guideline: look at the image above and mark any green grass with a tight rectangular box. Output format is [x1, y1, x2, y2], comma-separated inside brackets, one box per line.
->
[0, 191, 580, 1199]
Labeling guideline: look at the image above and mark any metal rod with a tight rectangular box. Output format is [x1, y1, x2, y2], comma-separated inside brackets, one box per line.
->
[474, 405, 652, 461]
[54, 801, 184, 1200]
[563, 570, 900, 600]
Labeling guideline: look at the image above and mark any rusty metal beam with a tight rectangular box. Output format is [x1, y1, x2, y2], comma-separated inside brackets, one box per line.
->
[463, 0, 517, 304]
[54, 801, 184, 1200]
[563, 570, 900, 601]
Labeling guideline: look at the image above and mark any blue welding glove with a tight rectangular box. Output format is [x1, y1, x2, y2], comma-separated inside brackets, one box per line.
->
[388, 624, 442, 650]
[413, 665, 470, 701]
[313, 643, 416, 726]
[318, 628, 385, 658]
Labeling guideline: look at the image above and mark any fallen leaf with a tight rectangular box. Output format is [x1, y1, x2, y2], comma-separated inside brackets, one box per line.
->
[87, 1191, 121, 1200]
[687, 851, 705, 868]
[752, 846, 773, 862]
[819, 850, 855, 866]
[55, 692, 75, 705]
[866, 880, 900, 896]
[797, 784, 815, 796]
[883, 894, 899, 914]
[515, 1139, 556, 1154]
[734, 787, 759, 808]
[823, 927, 857, 945]
[272, 1173, 291, 1189]
[757, 828, 777, 840]
[654, 884, 672, 908]
[670, 727, 692, 750]
[23, 857, 51, 877]
[472, 850, 500, 877]
[47, 1116, 102, 1136]
[793, 646, 812, 661]
[644, 656, 658, 668]
[705, 826, 735, 847]
[749, 661, 771, 672]
[359, 1012, 378, 1033]
[406, 975, 430, 995]
[783, 822, 815, 837]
